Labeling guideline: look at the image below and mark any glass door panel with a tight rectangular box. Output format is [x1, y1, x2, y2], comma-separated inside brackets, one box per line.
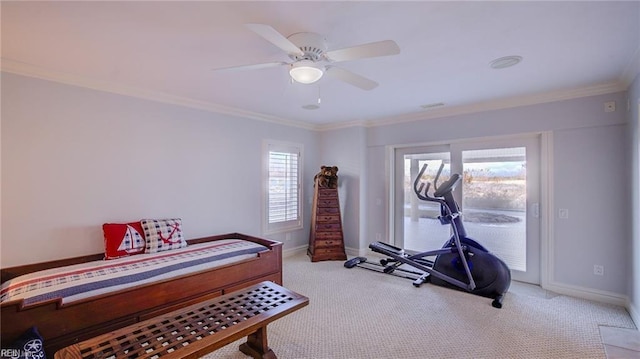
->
[454, 137, 540, 284]
[461, 147, 527, 271]
[394, 147, 450, 252]
[403, 156, 451, 252]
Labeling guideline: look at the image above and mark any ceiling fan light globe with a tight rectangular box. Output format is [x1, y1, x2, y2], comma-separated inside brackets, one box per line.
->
[289, 61, 323, 84]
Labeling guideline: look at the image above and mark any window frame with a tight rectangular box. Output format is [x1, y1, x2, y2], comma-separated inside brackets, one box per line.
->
[263, 140, 304, 235]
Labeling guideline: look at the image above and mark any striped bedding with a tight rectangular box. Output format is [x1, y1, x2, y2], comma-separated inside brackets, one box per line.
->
[0, 239, 268, 307]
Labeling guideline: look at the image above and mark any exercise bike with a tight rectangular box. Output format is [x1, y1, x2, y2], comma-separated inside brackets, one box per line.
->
[345, 163, 511, 308]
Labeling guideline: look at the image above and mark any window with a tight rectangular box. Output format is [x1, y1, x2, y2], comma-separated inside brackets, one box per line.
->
[264, 141, 303, 234]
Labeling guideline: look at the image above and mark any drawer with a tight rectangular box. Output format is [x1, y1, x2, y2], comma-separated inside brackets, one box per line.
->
[317, 199, 338, 207]
[318, 207, 339, 214]
[316, 223, 342, 231]
[312, 247, 345, 255]
[314, 239, 343, 248]
[314, 231, 343, 240]
[318, 190, 337, 198]
[316, 215, 340, 223]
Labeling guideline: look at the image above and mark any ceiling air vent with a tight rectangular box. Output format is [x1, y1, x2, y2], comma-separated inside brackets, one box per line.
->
[421, 102, 445, 109]
[490, 56, 523, 69]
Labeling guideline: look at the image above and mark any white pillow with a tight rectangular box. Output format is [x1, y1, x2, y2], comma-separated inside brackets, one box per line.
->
[141, 218, 187, 253]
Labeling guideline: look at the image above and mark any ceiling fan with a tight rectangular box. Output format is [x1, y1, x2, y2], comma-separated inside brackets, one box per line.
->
[213, 24, 401, 90]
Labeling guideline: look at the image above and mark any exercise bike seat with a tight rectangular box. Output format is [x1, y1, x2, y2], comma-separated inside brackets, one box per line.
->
[434, 173, 461, 198]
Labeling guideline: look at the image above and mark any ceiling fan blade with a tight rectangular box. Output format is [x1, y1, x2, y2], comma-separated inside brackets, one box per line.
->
[212, 61, 287, 73]
[325, 40, 400, 63]
[246, 24, 304, 56]
[325, 66, 378, 91]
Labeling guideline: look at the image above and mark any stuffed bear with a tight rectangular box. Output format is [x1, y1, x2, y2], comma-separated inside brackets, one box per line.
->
[314, 165, 339, 188]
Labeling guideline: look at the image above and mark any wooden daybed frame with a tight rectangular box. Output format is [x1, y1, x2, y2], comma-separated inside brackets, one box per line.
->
[0, 232, 283, 358]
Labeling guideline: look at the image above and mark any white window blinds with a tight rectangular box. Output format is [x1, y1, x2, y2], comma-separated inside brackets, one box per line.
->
[265, 142, 303, 233]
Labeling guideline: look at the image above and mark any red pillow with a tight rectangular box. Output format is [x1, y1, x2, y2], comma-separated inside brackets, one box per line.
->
[103, 222, 146, 259]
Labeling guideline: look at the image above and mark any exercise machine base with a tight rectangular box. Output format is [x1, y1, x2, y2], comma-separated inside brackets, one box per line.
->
[346, 163, 510, 309]
[345, 239, 510, 309]
[344, 256, 431, 287]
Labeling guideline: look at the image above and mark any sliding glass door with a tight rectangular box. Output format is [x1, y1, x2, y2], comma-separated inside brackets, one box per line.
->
[393, 135, 541, 283]
[394, 146, 451, 253]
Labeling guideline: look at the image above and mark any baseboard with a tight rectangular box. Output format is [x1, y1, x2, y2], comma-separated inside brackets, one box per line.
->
[283, 245, 309, 258]
[544, 280, 628, 307]
[627, 300, 640, 328]
[344, 247, 361, 257]
[347, 245, 630, 309]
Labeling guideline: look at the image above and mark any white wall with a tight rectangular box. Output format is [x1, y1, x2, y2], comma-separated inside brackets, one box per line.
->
[362, 91, 630, 300]
[1, 73, 318, 266]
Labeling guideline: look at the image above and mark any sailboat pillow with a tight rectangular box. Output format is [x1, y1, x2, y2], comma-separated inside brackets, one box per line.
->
[141, 218, 187, 254]
[103, 222, 146, 259]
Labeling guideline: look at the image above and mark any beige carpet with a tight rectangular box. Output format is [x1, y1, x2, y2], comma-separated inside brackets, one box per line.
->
[202, 253, 635, 359]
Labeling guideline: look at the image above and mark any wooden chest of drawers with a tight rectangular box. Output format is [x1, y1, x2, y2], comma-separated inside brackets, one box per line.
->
[308, 186, 347, 262]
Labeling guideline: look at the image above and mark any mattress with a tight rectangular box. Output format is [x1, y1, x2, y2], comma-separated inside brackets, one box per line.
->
[1, 239, 268, 307]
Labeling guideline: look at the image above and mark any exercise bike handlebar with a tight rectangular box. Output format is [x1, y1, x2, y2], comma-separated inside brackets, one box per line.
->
[434, 173, 461, 198]
[413, 163, 461, 201]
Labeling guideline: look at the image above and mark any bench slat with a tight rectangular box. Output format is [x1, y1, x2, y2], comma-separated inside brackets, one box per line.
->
[55, 281, 308, 359]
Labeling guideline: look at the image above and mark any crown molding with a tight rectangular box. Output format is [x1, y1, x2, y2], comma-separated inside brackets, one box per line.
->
[361, 81, 627, 129]
[0, 59, 319, 131]
[316, 119, 368, 132]
[2, 58, 629, 133]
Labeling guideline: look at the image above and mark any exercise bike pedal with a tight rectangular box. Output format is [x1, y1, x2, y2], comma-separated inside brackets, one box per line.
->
[383, 265, 396, 274]
[412, 273, 430, 287]
[380, 258, 399, 266]
[344, 257, 367, 268]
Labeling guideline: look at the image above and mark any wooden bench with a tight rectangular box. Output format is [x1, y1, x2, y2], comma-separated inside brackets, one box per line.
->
[54, 281, 308, 359]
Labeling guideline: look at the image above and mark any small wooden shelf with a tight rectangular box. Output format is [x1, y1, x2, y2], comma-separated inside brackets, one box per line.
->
[308, 185, 347, 262]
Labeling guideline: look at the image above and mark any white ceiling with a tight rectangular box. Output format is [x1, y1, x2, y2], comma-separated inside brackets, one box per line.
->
[2, 1, 639, 129]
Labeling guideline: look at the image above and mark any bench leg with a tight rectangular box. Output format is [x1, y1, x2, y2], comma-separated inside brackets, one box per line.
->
[239, 326, 276, 359]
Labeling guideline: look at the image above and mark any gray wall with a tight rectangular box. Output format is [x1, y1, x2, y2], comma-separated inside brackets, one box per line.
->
[317, 127, 366, 250]
[0, 71, 635, 309]
[628, 73, 640, 322]
[553, 125, 627, 293]
[1, 73, 318, 266]
[362, 91, 630, 299]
